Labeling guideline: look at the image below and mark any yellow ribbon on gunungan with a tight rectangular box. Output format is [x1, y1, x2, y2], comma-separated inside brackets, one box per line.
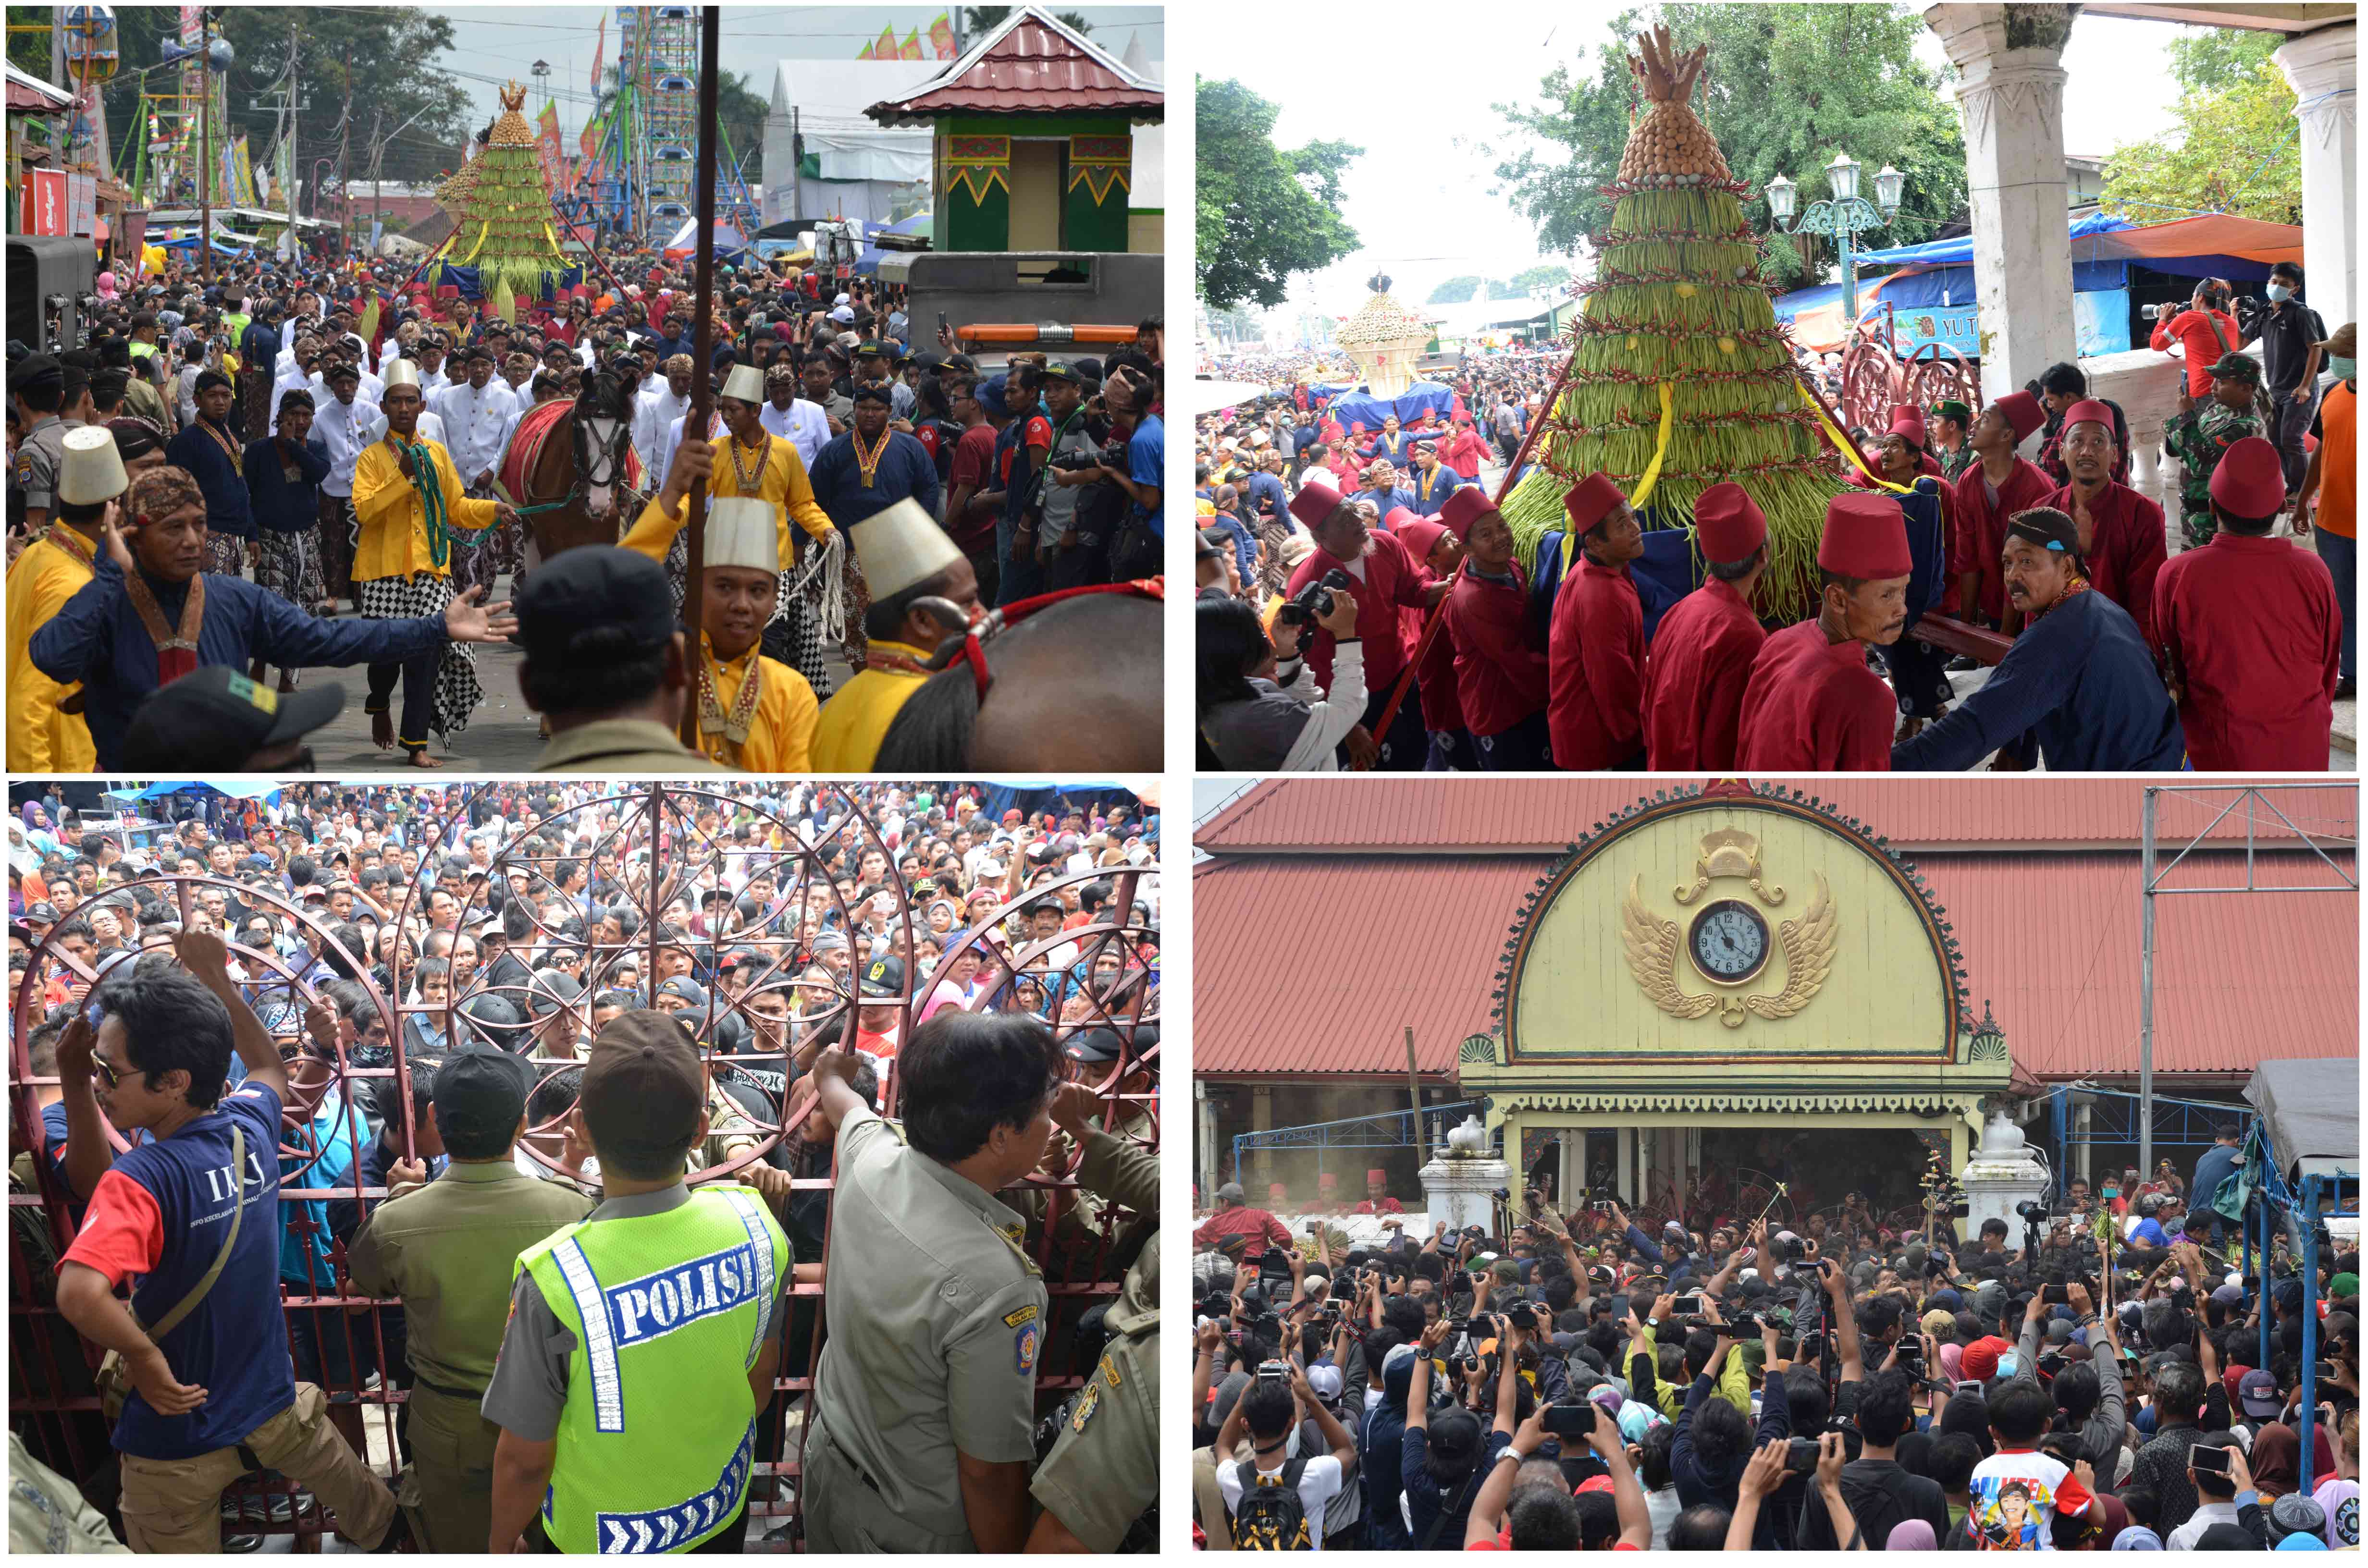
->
[1798, 383, 1913, 496]
[1629, 380, 1678, 508]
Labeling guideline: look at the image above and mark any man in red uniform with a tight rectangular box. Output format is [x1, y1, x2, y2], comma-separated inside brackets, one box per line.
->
[1283, 481, 1450, 770]
[1394, 514, 1473, 770]
[1851, 404, 1947, 489]
[1192, 1181, 1293, 1251]
[1546, 473, 1647, 770]
[1642, 483, 1768, 770]
[1735, 493, 1912, 770]
[1352, 1168, 1405, 1216]
[2040, 400, 2167, 644]
[1441, 485, 1553, 769]
[1298, 1171, 1343, 1216]
[2152, 435, 2342, 769]
[1441, 416, 1492, 481]
[1950, 391, 2053, 630]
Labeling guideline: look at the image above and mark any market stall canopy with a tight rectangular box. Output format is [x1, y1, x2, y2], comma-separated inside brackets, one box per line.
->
[5, 60, 75, 113]
[661, 216, 750, 263]
[1855, 210, 2303, 273]
[2245, 1058, 2359, 1184]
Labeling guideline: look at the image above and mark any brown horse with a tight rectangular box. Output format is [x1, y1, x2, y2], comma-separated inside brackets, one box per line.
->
[505, 368, 643, 564]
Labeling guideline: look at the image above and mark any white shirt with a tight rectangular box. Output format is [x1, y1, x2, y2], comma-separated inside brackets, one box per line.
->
[635, 383, 691, 481]
[310, 393, 380, 498]
[415, 365, 452, 396]
[360, 408, 448, 449]
[2166, 1500, 2242, 1551]
[432, 379, 522, 485]
[759, 396, 832, 469]
[378, 337, 412, 377]
[654, 411, 729, 505]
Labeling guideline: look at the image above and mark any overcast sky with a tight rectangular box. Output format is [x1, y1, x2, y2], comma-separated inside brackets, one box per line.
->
[1205, 4, 2203, 330]
[429, 6, 1162, 136]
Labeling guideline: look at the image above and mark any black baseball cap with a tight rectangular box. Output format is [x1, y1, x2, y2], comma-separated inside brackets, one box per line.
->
[858, 954, 905, 998]
[117, 669, 345, 769]
[581, 1010, 704, 1160]
[1039, 360, 1085, 385]
[432, 1047, 537, 1147]
[1062, 1022, 1159, 1065]
[513, 548, 676, 662]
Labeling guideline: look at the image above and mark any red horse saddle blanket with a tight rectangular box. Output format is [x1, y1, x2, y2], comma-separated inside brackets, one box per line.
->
[499, 397, 643, 503]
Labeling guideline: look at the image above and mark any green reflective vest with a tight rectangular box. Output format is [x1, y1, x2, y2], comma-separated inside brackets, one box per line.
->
[518, 1184, 789, 1553]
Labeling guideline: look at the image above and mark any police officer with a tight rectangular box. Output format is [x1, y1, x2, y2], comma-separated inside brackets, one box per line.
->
[1026, 1081, 1160, 1550]
[481, 1011, 789, 1553]
[345, 1049, 592, 1555]
[800, 1011, 1059, 1552]
[11, 355, 73, 530]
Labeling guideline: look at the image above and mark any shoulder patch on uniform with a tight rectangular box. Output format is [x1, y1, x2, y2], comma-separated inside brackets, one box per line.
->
[1015, 1321, 1040, 1374]
[1002, 1304, 1038, 1329]
[1070, 1381, 1100, 1433]
[1099, 1349, 1122, 1389]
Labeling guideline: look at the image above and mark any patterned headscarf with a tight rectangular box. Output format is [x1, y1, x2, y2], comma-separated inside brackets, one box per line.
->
[125, 464, 207, 530]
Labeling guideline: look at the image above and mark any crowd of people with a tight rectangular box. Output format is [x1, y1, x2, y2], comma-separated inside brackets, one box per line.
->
[7, 777, 1159, 1553]
[1188, 1142, 2359, 1552]
[7, 239, 1165, 774]
[1195, 277, 2353, 774]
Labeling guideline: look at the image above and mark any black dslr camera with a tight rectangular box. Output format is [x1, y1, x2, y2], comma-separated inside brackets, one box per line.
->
[1275, 569, 1354, 654]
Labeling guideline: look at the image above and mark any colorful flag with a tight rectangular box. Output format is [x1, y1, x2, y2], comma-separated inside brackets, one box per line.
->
[590, 12, 604, 94]
[537, 100, 566, 193]
[876, 24, 899, 58]
[899, 28, 923, 61]
[928, 12, 957, 58]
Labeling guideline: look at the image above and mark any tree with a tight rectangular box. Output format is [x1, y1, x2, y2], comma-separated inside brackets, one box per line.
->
[90, 7, 470, 200]
[1196, 77, 1363, 311]
[2100, 57, 2301, 226]
[1496, 24, 1847, 624]
[1485, 4, 1967, 294]
[2166, 26, 2282, 94]
[960, 7, 1092, 37]
[715, 70, 769, 171]
[1428, 275, 1487, 304]
[1509, 262, 1575, 293]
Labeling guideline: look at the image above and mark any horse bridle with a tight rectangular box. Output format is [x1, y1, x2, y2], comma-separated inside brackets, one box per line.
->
[568, 370, 638, 525]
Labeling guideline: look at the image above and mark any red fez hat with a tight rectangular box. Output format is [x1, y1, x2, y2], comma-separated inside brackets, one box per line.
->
[1439, 485, 1498, 539]
[1396, 515, 1452, 563]
[1288, 480, 1346, 529]
[2061, 399, 2117, 440]
[1819, 492, 1913, 580]
[1693, 483, 1766, 562]
[1268, 1182, 1288, 1201]
[2209, 435, 2286, 519]
[1382, 505, 1420, 534]
[1992, 390, 2046, 444]
[1565, 472, 1627, 534]
[1887, 402, 1927, 447]
[1319, 1171, 1341, 1190]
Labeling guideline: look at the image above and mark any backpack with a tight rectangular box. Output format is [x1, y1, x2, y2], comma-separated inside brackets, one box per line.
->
[1231, 1457, 1314, 1550]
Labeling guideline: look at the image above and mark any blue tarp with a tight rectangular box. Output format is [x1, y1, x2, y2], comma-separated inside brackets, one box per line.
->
[855, 212, 931, 278]
[426, 263, 587, 302]
[132, 781, 283, 801]
[973, 783, 1142, 826]
[1314, 380, 1457, 429]
[1855, 210, 2133, 268]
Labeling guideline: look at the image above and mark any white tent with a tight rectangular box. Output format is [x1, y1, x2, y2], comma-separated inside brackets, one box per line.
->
[762, 60, 937, 229]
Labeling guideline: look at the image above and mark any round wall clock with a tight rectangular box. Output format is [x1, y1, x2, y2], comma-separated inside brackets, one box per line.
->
[1687, 897, 1771, 986]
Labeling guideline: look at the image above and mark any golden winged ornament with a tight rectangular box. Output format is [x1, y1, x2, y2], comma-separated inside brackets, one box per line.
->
[1620, 874, 1718, 1019]
[1742, 874, 1836, 1019]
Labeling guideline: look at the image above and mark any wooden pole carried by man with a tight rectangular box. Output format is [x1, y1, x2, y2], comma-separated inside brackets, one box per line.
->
[678, 4, 722, 748]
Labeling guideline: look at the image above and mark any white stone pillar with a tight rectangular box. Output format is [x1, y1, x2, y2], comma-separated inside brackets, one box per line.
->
[1926, 3, 2080, 404]
[2276, 24, 2357, 327]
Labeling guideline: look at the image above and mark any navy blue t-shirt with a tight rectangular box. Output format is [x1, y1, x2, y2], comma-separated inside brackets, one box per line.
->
[61, 1081, 296, 1459]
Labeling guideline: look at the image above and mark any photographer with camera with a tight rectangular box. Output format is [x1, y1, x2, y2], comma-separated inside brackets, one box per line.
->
[1196, 576, 1366, 772]
[1403, 1313, 1516, 1549]
[1213, 1357, 1358, 1550]
[1461, 1395, 1653, 1549]
[2148, 279, 2246, 400]
[1279, 481, 1452, 771]
[1671, 1292, 1792, 1529]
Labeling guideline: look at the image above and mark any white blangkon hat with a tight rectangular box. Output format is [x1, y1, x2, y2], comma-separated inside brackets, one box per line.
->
[58, 424, 128, 506]
[720, 364, 765, 404]
[851, 498, 964, 599]
[704, 497, 777, 576]
[382, 358, 421, 390]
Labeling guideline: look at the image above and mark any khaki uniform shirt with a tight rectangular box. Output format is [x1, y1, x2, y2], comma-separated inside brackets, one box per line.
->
[811, 1106, 1046, 1535]
[532, 718, 726, 773]
[344, 1159, 593, 1395]
[1028, 1128, 1159, 1550]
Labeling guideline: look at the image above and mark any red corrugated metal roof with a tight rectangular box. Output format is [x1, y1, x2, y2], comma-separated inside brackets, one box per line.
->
[866, 13, 1161, 124]
[1197, 779, 2357, 855]
[1193, 845, 2356, 1081]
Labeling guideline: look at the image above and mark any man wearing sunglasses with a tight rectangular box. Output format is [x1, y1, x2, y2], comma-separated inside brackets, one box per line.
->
[49, 929, 403, 1551]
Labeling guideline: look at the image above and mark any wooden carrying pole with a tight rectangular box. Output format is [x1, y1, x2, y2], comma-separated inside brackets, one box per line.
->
[1405, 1026, 1426, 1165]
[677, 5, 721, 749]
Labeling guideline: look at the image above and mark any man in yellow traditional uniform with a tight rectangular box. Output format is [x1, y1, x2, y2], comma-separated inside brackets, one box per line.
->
[808, 499, 984, 772]
[7, 426, 121, 771]
[349, 359, 517, 769]
[616, 448, 820, 770]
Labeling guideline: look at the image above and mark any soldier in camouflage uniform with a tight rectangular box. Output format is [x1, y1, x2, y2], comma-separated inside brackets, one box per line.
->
[2164, 352, 2269, 549]
[1931, 400, 1977, 483]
